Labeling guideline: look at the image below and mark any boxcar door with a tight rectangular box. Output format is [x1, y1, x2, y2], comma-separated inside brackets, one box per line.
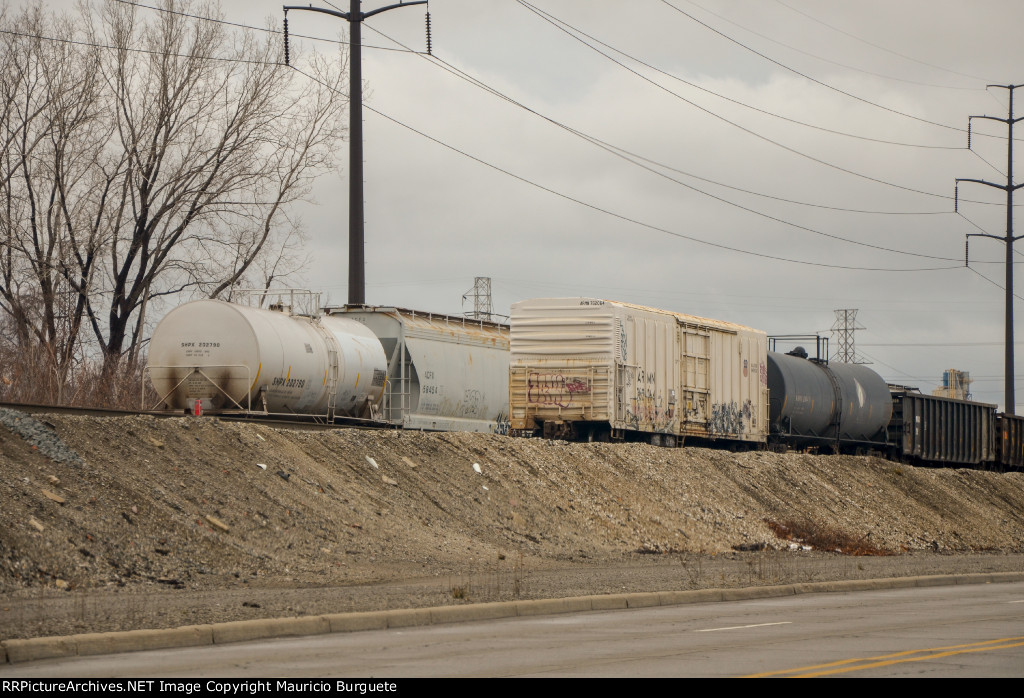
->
[679, 323, 711, 436]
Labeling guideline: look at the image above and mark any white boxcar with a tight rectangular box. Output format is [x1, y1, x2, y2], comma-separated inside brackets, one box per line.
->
[148, 299, 387, 418]
[337, 306, 510, 433]
[509, 298, 768, 445]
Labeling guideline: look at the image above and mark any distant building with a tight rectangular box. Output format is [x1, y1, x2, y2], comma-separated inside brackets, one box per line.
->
[932, 369, 972, 401]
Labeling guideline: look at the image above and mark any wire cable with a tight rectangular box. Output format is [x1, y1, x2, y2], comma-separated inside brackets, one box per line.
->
[362, 23, 1011, 264]
[967, 265, 1024, 302]
[291, 63, 962, 273]
[772, 0, 991, 84]
[662, 0, 1004, 140]
[363, 26, 977, 261]
[519, 1, 1003, 206]
[0, 26, 280, 65]
[364, 23, 948, 217]
[111, 0, 420, 54]
[522, 1, 963, 150]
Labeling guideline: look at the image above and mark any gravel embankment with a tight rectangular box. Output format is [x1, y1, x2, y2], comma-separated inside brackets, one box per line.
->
[1, 410, 1022, 640]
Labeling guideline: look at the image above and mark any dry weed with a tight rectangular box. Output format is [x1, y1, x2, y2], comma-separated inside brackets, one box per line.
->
[765, 518, 891, 556]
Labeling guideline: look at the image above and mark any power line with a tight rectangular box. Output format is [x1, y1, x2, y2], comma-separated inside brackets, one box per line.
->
[111, 0, 419, 53]
[518, 1, 1005, 207]
[771, 0, 992, 84]
[662, 0, 1005, 140]
[0, 26, 280, 65]
[969, 147, 1007, 178]
[968, 266, 1024, 303]
[291, 63, 961, 273]
[92, 2, 1007, 270]
[10, 7, 1014, 267]
[362, 24, 971, 262]
[370, 23, 949, 216]
[863, 340, 1024, 347]
[131, 0, 1023, 214]
[521, 1, 964, 149]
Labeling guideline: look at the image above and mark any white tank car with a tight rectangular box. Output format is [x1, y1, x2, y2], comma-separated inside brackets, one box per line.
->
[148, 299, 387, 418]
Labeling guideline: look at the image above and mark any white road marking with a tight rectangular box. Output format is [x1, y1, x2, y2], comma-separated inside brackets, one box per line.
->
[695, 621, 792, 632]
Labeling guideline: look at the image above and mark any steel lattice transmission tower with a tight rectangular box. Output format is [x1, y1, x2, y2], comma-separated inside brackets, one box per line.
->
[832, 309, 869, 364]
[463, 277, 494, 322]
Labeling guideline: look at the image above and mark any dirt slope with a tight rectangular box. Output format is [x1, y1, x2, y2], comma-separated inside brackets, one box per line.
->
[1, 410, 1023, 639]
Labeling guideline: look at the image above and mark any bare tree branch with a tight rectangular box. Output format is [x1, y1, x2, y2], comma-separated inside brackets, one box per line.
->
[0, 0, 347, 399]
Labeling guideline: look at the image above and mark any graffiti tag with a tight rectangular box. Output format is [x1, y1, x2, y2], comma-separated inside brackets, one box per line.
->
[527, 373, 590, 408]
[492, 411, 510, 436]
[565, 379, 590, 395]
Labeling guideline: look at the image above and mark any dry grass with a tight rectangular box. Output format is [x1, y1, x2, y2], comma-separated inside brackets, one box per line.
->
[0, 346, 157, 410]
[765, 518, 892, 556]
[448, 552, 530, 602]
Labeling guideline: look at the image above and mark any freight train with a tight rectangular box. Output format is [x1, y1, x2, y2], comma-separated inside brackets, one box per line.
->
[146, 296, 1022, 470]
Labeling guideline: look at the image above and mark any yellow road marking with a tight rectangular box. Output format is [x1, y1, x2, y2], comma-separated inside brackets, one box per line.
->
[796, 641, 1024, 677]
[745, 635, 1024, 678]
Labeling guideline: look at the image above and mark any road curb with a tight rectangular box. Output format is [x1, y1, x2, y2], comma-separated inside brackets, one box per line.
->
[211, 616, 330, 645]
[3, 572, 1023, 665]
[324, 610, 387, 634]
[515, 596, 593, 617]
[430, 601, 514, 625]
[75, 625, 213, 658]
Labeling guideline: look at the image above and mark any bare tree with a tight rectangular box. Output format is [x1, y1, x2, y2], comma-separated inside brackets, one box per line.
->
[0, 0, 347, 400]
[0, 5, 106, 400]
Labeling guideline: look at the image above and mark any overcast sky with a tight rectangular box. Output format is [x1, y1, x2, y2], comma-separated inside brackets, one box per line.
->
[38, 1, 1024, 409]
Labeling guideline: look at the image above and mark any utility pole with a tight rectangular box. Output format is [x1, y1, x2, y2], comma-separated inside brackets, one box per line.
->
[284, 1, 427, 306]
[957, 83, 1024, 414]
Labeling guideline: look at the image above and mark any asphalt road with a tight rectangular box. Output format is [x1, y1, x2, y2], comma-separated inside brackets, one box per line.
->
[3, 582, 1022, 677]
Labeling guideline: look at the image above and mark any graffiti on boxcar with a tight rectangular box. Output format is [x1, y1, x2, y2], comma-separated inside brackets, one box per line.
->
[709, 399, 754, 435]
[528, 372, 590, 408]
[636, 368, 657, 386]
[624, 409, 640, 429]
[710, 402, 741, 435]
[744, 398, 756, 428]
[565, 378, 590, 396]
[626, 386, 676, 432]
[492, 411, 510, 436]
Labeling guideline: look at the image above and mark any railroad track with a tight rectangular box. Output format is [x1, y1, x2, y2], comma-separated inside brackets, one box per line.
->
[0, 401, 396, 432]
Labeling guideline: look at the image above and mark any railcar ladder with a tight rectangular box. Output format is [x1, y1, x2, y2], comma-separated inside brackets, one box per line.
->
[384, 338, 412, 424]
[326, 344, 339, 421]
